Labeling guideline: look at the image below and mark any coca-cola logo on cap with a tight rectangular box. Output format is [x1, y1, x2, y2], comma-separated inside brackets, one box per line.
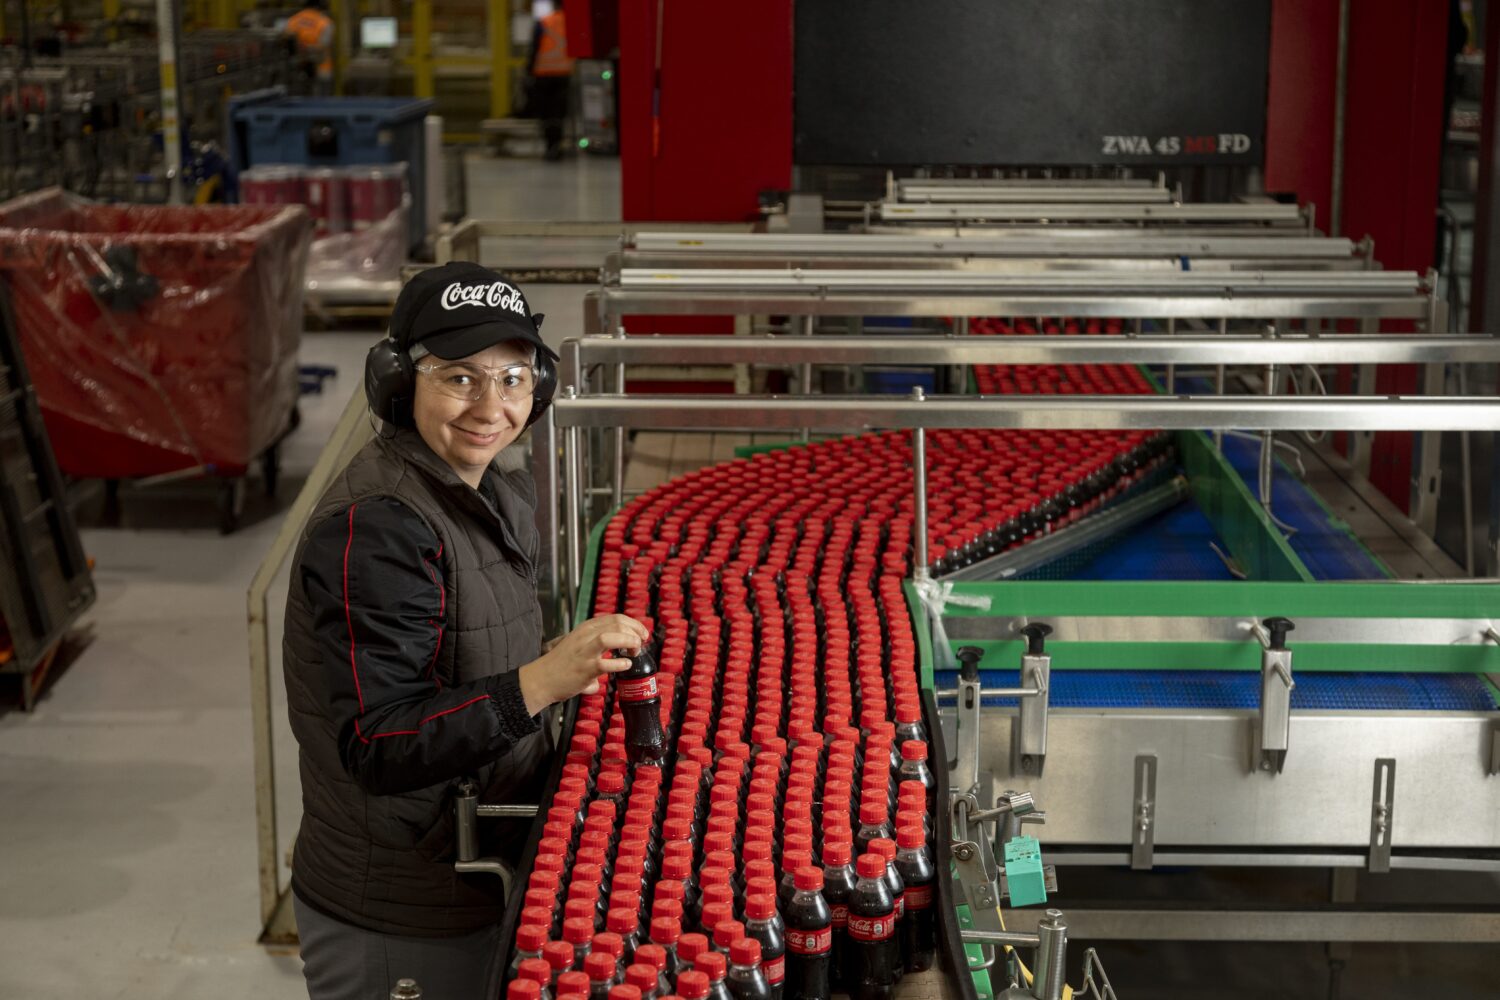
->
[439, 280, 527, 317]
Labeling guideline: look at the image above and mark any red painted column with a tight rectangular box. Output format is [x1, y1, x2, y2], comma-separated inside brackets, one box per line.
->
[1264, 0, 1448, 512]
[619, 0, 793, 222]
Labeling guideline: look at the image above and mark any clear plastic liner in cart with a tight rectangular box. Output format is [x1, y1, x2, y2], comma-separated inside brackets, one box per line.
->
[0, 188, 310, 479]
[241, 162, 408, 304]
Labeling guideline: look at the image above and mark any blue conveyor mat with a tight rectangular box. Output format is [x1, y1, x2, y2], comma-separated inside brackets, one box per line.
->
[934, 669, 1500, 712]
[1027, 497, 1239, 581]
[1215, 434, 1388, 581]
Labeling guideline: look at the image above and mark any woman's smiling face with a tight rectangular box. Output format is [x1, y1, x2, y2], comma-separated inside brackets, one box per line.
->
[412, 340, 534, 488]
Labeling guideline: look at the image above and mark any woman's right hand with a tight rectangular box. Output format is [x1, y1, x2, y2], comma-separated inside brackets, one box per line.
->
[518, 613, 650, 716]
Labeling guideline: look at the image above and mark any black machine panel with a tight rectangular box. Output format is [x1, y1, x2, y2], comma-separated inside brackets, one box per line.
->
[794, 0, 1271, 167]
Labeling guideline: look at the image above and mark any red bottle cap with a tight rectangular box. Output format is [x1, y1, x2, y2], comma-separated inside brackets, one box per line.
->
[699, 901, 733, 934]
[592, 931, 624, 959]
[654, 898, 685, 924]
[663, 818, 693, 842]
[676, 970, 711, 1000]
[518, 957, 553, 985]
[525, 888, 557, 913]
[744, 894, 776, 921]
[624, 965, 658, 993]
[795, 867, 825, 892]
[608, 988, 642, 1000]
[557, 970, 591, 997]
[521, 906, 554, 929]
[870, 838, 897, 862]
[508, 979, 541, 1000]
[781, 849, 813, 876]
[544, 940, 576, 971]
[860, 801, 887, 826]
[823, 840, 852, 867]
[564, 900, 595, 924]
[745, 859, 776, 886]
[901, 740, 929, 762]
[516, 924, 549, 953]
[895, 700, 922, 724]
[563, 917, 595, 945]
[585, 951, 618, 981]
[696, 951, 727, 981]
[607, 908, 638, 936]
[661, 854, 691, 881]
[574, 863, 603, 886]
[743, 841, 772, 864]
[856, 854, 886, 880]
[730, 938, 762, 967]
[713, 919, 746, 950]
[898, 825, 926, 849]
[634, 942, 668, 973]
[651, 916, 681, 945]
[654, 880, 686, 906]
[678, 931, 710, 964]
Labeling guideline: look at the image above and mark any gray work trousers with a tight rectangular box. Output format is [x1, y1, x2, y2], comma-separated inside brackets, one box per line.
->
[294, 893, 506, 1000]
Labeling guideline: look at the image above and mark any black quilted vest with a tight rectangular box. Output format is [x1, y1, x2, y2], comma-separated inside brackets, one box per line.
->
[283, 427, 552, 936]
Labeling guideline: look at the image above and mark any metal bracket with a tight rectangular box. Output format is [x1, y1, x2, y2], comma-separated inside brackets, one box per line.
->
[1368, 758, 1396, 874]
[952, 839, 1007, 971]
[1131, 754, 1157, 871]
[1490, 722, 1500, 777]
[1016, 650, 1051, 777]
[452, 782, 528, 892]
[1250, 617, 1294, 775]
[952, 647, 985, 800]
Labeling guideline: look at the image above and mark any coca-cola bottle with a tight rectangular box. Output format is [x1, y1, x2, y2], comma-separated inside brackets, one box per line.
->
[593, 932, 627, 981]
[649, 917, 682, 980]
[784, 868, 833, 1000]
[820, 840, 857, 993]
[845, 854, 898, 1000]
[695, 951, 734, 1000]
[587, 952, 621, 1000]
[676, 970, 711, 1000]
[544, 940, 577, 988]
[518, 958, 556, 1000]
[607, 906, 643, 963]
[511, 924, 549, 978]
[893, 826, 936, 973]
[727, 938, 772, 1000]
[867, 839, 905, 979]
[624, 963, 659, 1000]
[896, 741, 935, 804]
[634, 943, 672, 998]
[678, 932, 711, 974]
[743, 894, 786, 1000]
[619, 649, 667, 764]
[854, 802, 893, 858]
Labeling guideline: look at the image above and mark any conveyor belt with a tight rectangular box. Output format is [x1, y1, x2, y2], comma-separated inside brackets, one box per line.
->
[940, 669, 1500, 712]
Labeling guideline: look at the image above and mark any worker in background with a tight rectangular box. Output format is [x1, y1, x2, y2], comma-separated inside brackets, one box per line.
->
[528, 1, 575, 160]
[283, 262, 649, 999]
[285, 0, 335, 96]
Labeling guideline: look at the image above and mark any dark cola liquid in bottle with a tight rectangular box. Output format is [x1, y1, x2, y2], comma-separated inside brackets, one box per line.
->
[784, 868, 833, 1000]
[894, 826, 936, 973]
[619, 648, 667, 764]
[845, 854, 898, 1000]
[821, 840, 857, 993]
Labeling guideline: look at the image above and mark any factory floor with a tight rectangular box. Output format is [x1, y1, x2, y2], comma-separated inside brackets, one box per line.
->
[0, 150, 1494, 1000]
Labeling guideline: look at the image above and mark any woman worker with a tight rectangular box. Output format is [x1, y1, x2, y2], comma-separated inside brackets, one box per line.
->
[282, 262, 648, 999]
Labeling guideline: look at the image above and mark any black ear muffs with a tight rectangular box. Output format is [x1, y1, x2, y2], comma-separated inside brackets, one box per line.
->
[526, 350, 558, 428]
[365, 336, 415, 428]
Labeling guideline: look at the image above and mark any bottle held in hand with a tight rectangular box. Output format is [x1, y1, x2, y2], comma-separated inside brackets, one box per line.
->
[618, 648, 667, 764]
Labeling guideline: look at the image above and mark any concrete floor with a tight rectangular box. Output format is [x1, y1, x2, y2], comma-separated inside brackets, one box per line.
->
[2, 149, 1496, 1000]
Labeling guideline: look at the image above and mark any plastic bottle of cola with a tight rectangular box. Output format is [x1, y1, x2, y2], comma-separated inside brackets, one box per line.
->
[894, 826, 936, 973]
[845, 854, 898, 1000]
[727, 938, 772, 1000]
[784, 868, 833, 1000]
[820, 840, 857, 993]
[743, 894, 785, 1000]
[619, 648, 667, 765]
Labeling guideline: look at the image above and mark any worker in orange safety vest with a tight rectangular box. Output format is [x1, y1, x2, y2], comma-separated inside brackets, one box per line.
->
[285, 0, 336, 96]
[527, 5, 574, 160]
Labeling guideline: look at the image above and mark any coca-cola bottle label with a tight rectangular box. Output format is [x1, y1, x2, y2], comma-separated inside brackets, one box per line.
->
[785, 928, 832, 956]
[763, 956, 785, 984]
[905, 885, 932, 910]
[893, 894, 905, 919]
[618, 676, 658, 703]
[829, 905, 848, 929]
[846, 915, 895, 942]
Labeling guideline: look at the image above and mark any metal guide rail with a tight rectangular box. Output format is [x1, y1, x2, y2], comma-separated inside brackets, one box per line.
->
[626, 231, 1368, 264]
[871, 201, 1314, 228]
[585, 267, 1437, 330]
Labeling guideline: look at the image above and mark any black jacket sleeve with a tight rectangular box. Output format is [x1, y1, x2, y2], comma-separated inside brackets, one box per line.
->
[300, 497, 542, 795]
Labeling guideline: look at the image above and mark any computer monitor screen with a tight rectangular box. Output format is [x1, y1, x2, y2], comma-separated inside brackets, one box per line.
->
[361, 17, 398, 49]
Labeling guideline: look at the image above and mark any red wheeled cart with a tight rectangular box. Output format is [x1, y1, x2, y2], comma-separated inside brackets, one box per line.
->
[0, 189, 311, 531]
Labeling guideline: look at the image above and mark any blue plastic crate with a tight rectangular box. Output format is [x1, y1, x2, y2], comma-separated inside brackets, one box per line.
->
[865, 366, 938, 394]
[229, 95, 434, 252]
